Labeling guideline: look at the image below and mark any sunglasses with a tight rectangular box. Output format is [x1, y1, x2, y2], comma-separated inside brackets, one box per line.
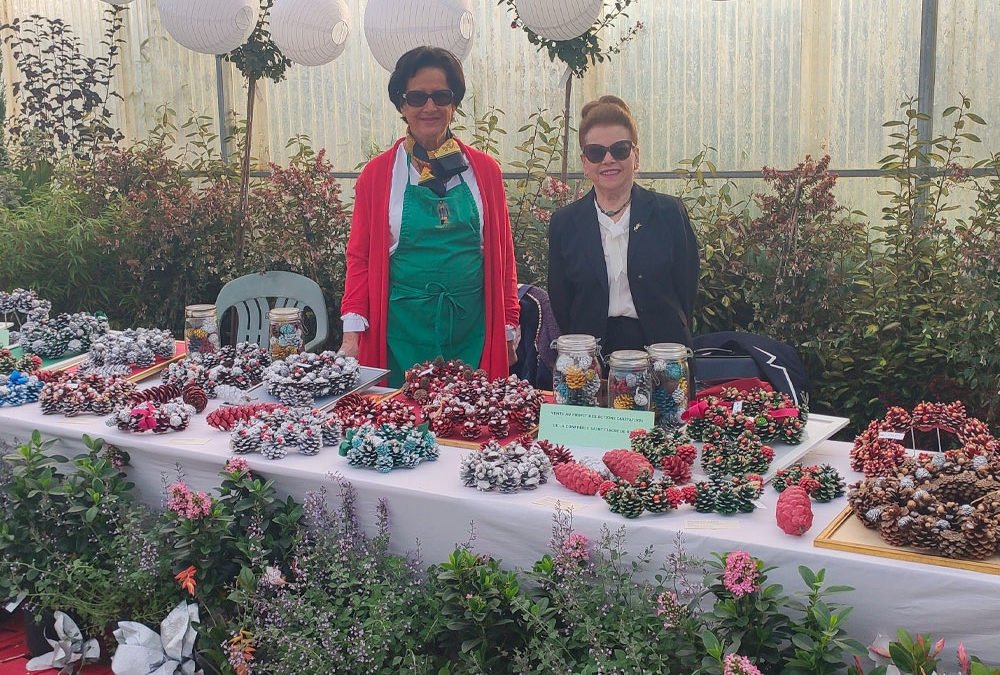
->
[401, 89, 455, 107]
[582, 140, 635, 163]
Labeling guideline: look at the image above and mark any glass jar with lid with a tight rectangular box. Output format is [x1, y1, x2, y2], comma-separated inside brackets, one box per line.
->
[184, 304, 220, 356]
[268, 307, 304, 360]
[551, 334, 601, 406]
[646, 342, 692, 428]
[607, 349, 651, 410]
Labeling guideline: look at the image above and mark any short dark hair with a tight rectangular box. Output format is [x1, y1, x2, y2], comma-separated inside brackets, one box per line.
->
[388, 46, 466, 111]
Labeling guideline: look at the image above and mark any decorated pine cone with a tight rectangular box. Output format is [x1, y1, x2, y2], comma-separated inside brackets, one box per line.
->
[128, 384, 182, 406]
[629, 427, 692, 464]
[692, 482, 718, 513]
[206, 403, 284, 431]
[340, 422, 439, 473]
[713, 485, 740, 515]
[612, 394, 635, 410]
[182, 383, 209, 413]
[810, 465, 846, 502]
[776, 486, 813, 535]
[643, 481, 683, 514]
[459, 420, 482, 440]
[17, 311, 109, 358]
[553, 461, 604, 495]
[79, 328, 175, 374]
[601, 478, 646, 518]
[532, 438, 573, 466]
[0, 370, 45, 407]
[563, 365, 588, 390]
[264, 350, 361, 406]
[0, 348, 42, 376]
[659, 455, 693, 484]
[602, 449, 655, 484]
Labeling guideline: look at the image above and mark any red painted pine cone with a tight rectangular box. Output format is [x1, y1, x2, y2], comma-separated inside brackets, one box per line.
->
[534, 439, 574, 466]
[206, 403, 281, 431]
[602, 449, 654, 484]
[674, 443, 698, 464]
[776, 485, 814, 536]
[659, 455, 693, 484]
[553, 461, 605, 495]
[182, 383, 208, 413]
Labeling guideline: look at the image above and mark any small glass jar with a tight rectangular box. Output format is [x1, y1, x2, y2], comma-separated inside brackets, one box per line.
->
[607, 350, 651, 410]
[268, 307, 305, 360]
[184, 304, 220, 356]
[647, 342, 691, 428]
[552, 334, 601, 407]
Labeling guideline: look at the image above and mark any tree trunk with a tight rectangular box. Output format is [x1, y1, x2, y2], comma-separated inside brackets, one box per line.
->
[235, 76, 257, 264]
[561, 75, 572, 184]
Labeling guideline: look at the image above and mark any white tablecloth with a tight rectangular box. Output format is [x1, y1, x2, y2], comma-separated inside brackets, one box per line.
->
[1, 399, 998, 666]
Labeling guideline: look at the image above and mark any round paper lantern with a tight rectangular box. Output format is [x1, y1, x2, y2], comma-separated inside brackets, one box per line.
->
[514, 0, 603, 42]
[364, 0, 474, 73]
[100, 0, 135, 5]
[157, 0, 260, 55]
[270, 0, 351, 66]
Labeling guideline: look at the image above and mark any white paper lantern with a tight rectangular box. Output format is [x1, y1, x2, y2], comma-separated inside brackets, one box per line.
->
[100, 0, 135, 5]
[364, 0, 474, 73]
[514, 0, 603, 42]
[270, 0, 351, 67]
[157, 0, 260, 55]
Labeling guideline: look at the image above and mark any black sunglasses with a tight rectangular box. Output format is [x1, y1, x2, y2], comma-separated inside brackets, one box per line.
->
[582, 140, 635, 163]
[401, 89, 455, 107]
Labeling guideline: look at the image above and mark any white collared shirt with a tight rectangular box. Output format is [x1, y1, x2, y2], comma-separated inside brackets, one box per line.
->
[596, 201, 638, 319]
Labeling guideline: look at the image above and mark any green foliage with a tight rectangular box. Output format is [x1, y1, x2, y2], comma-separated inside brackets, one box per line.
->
[498, 0, 644, 77]
[782, 566, 866, 675]
[224, 0, 291, 84]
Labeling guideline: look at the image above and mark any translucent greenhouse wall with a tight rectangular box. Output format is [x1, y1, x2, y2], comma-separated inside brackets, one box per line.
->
[2, 0, 998, 217]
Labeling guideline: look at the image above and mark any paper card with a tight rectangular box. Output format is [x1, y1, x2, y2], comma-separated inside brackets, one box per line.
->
[684, 518, 741, 530]
[732, 400, 743, 414]
[0, 322, 10, 348]
[878, 431, 906, 440]
[538, 403, 654, 450]
[168, 438, 212, 446]
[530, 495, 591, 511]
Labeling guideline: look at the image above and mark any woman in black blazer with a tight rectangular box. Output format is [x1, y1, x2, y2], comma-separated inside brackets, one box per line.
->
[548, 95, 700, 354]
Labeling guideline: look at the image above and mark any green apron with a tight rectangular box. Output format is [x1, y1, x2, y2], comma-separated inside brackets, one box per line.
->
[386, 165, 485, 386]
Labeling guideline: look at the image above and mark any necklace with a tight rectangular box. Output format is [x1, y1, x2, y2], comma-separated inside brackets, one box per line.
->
[596, 196, 631, 218]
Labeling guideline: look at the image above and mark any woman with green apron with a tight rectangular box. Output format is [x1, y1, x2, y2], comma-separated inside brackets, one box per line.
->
[339, 46, 519, 383]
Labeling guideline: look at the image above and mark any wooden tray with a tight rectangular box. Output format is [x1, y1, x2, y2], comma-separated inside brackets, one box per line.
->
[814, 506, 1000, 575]
[380, 389, 553, 450]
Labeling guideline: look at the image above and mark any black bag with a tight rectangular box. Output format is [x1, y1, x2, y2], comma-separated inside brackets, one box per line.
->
[693, 331, 810, 405]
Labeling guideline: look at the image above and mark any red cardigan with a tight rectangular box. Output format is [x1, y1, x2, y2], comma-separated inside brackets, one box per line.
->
[341, 137, 520, 379]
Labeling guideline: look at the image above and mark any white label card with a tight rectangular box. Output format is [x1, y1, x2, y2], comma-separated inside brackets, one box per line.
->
[878, 431, 906, 440]
[732, 401, 743, 414]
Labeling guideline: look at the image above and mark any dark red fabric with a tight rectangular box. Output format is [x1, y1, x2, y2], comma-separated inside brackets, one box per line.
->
[693, 377, 773, 400]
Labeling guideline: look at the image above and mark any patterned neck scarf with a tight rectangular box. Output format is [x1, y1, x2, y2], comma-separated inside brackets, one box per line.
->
[404, 128, 468, 197]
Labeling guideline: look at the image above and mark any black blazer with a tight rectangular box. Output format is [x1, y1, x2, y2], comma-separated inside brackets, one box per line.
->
[547, 184, 700, 348]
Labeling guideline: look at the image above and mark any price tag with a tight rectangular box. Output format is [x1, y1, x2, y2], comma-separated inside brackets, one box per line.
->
[732, 401, 743, 414]
[168, 438, 211, 446]
[530, 496, 589, 511]
[878, 431, 906, 440]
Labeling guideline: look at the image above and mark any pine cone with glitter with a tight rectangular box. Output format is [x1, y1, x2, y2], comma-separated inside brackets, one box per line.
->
[563, 365, 588, 390]
[612, 394, 635, 410]
[602, 449, 654, 484]
[660, 455, 693, 484]
[553, 461, 604, 495]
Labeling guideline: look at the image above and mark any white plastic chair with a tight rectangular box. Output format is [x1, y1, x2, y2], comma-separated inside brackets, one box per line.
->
[215, 271, 329, 351]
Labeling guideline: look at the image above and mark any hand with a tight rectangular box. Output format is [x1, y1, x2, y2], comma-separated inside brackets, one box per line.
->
[339, 331, 361, 358]
[507, 340, 518, 367]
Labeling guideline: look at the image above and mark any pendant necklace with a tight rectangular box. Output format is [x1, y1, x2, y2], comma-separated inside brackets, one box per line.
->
[437, 200, 450, 226]
[597, 197, 631, 218]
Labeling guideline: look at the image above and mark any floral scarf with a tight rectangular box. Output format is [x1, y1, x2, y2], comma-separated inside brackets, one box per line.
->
[404, 128, 469, 197]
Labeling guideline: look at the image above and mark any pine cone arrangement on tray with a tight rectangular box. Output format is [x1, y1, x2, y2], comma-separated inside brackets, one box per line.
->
[603, 449, 655, 484]
[39, 372, 137, 416]
[78, 328, 175, 376]
[338, 421, 438, 472]
[332, 395, 418, 431]
[417, 371, 542, 442]
[16, 311, 109, 358]
[848, 448, 1000, 560]
[231, 406, 335, 460]
[401, 357, 481, 402]
[458, 439, 550, 492]
[683, 387, 807, 445]
[107, 399, 195, 433]
[700, 430, 774, 480]
[264, 351, 360, 407]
